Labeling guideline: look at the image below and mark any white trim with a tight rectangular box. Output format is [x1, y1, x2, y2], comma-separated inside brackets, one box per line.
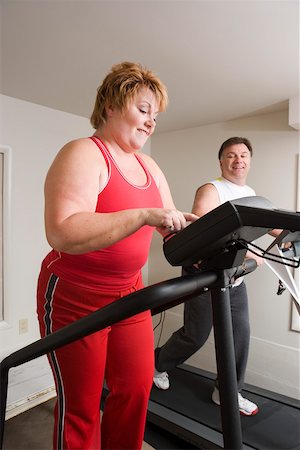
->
[0, 145, 12, 326]
[290, 153, 300, 332]
[5, 386, 56, 420]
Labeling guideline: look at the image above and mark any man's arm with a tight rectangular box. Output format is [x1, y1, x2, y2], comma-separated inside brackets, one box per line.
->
[191, 183, 221, 217]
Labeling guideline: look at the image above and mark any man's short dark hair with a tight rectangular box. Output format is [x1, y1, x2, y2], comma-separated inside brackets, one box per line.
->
[218, 137, 253, 160]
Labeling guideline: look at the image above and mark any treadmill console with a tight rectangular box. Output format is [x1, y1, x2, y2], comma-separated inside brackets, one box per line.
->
[163, 196, 300, 267]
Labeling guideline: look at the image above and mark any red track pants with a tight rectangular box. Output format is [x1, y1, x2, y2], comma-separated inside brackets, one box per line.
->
[37, 265, 154, 450]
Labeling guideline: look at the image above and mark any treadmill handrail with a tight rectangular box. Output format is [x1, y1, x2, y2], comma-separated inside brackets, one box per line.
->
[0, 271, 217, 372]
[0, 270, 220, 449]
[0, 258, 258, 449]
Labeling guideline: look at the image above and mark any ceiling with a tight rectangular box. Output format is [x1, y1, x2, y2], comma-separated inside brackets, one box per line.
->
[1, 0, 299, 133]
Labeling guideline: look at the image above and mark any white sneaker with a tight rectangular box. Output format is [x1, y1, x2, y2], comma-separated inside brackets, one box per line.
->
[212, 387, 259, 416]
[153, 369, 170, 390]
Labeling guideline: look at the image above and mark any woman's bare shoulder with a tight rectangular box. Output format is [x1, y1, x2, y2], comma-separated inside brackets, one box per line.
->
[59, 137, 97, 152]
[53, 137, 104, 162]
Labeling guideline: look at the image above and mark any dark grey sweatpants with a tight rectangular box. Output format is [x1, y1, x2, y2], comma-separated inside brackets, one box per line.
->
[155, 281, 250, 392]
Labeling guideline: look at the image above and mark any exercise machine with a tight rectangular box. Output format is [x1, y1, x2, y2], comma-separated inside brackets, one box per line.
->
[0, 196, 299, 449]
[149, 196, 300, 449]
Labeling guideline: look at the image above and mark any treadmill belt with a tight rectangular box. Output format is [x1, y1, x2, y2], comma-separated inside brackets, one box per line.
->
[150, 366, 300, 449]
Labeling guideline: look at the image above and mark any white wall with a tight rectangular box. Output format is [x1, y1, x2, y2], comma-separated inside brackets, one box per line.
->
[0, 95, 93, 416]
[150, 109, 300, 399]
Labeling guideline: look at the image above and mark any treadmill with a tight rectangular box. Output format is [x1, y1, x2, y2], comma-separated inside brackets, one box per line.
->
[1, 196, 300, 449]
[148, 196, 300, 449]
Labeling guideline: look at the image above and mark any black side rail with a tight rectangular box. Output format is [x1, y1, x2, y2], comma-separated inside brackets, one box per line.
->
[0, 259, 257, 449]
[0, 270, 219, 448]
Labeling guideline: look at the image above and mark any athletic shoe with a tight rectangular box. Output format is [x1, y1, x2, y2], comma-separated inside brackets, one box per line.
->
[212, 387, 259, 416]
[153, 369, 170, 390]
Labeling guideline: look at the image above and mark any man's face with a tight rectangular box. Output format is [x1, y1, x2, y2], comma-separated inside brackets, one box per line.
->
[220, 143, 251, 185]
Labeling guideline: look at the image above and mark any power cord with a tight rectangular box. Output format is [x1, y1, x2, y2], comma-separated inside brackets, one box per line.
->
[153, 311, 166, 349]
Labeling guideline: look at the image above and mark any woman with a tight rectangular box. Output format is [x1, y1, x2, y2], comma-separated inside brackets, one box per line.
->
[37, 61, 197, 450]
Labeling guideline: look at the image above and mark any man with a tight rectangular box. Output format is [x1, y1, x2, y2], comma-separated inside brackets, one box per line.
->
[154, 136, 263, 416]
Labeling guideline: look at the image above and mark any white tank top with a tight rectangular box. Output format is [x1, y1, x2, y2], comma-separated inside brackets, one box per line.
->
[209, 177, 256, 286]
[209, 177, 256, 203]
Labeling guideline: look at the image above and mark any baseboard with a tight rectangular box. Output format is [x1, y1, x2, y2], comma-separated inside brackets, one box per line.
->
[5, 386, 56, 420]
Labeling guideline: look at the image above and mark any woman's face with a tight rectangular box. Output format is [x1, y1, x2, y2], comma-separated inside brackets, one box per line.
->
[107, 87, 159, 152]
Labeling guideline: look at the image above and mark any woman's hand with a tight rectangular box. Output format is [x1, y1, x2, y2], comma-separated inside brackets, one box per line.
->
[144, 208, 198, 234]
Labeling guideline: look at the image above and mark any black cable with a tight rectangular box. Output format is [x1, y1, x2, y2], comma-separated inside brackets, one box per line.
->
[153, 310, 164, 331]
[154, 311, 166, 349]
[237, 239, 300, 269]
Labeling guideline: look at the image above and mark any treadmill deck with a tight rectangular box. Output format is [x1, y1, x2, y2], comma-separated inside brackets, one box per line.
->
[148, 365, 300, 449]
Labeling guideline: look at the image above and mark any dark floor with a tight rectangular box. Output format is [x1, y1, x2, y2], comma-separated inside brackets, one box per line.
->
[3, 398, 198, 450]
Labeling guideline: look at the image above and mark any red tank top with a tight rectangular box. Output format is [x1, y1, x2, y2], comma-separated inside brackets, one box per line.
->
[43, 136, 163, 290]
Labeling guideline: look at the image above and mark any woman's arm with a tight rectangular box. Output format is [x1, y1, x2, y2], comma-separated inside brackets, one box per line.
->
[45, 140, 196, 254]
[45, 138, 148, 253]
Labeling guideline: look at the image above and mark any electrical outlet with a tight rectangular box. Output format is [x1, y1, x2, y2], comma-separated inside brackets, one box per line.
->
[19, 318, 28, 334]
